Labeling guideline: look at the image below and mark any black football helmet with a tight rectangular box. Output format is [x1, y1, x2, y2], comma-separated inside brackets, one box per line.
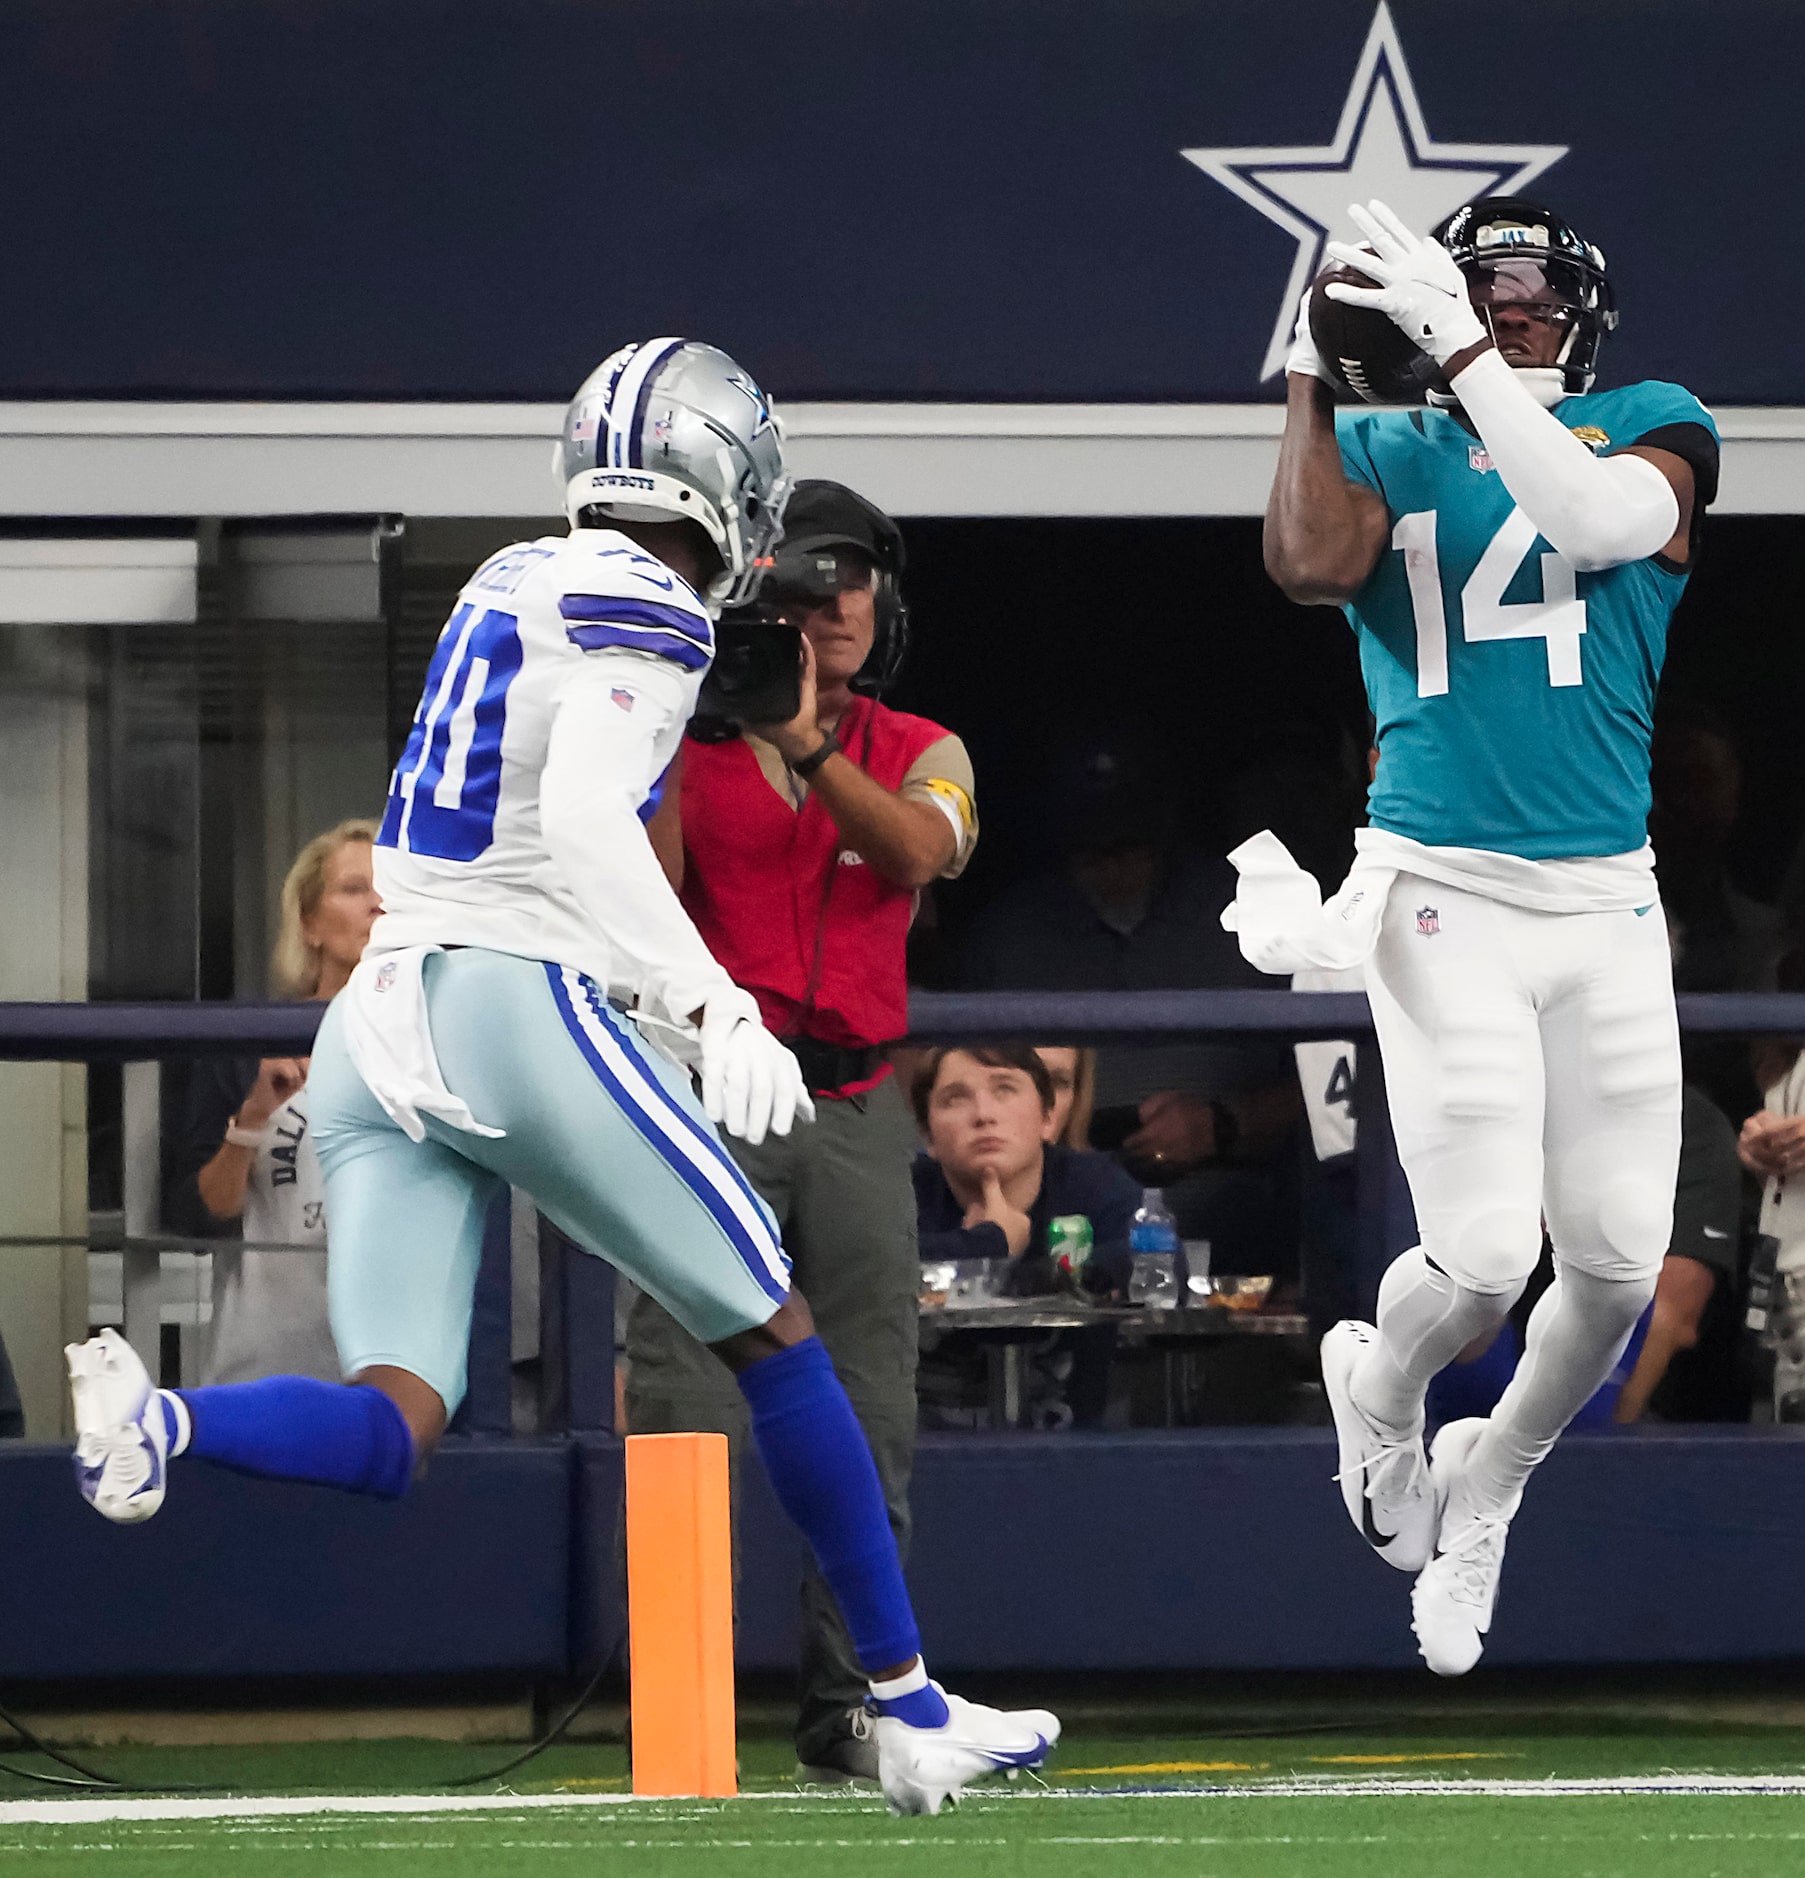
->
[1435, 197, 1618, 395]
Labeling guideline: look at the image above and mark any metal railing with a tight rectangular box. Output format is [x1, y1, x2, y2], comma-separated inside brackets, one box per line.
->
[1, 991, 1797, 1391]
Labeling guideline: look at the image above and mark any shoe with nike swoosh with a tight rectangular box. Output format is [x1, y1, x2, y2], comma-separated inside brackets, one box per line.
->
[1412, 1416, 1511, 1677]
[874, 1686, 1059, 1816]
[1321, 1319, 1436, 1572]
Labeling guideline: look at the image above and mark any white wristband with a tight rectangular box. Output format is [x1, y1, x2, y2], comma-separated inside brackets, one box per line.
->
[225, 1122, 268, 1149]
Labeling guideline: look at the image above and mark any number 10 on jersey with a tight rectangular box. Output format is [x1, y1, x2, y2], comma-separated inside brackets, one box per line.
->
[1393, 505, 1586, 699]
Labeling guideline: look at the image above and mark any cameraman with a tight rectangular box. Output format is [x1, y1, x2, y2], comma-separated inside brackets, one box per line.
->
[627, 480, 977, 1782]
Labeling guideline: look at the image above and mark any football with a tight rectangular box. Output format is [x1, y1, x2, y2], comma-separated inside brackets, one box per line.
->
[1308, 261, 1444, 404]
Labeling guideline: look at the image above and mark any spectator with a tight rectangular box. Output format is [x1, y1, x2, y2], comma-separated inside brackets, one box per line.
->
[913, 1044, 1138, 1429]
[625, 481, 976, 1785]
[1033, 1044, 1096, 1150]
[1740, 950, 1805, 1417]
[170, 819, 381, 1384]
[911, 1044, 1137, 1292]
[1650, 714, 1779, 993]
[960, 746, 1299, 1272]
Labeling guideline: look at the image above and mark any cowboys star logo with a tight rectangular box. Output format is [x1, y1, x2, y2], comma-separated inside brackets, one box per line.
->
[726, 371, 776, 438]
[1181, 2, 1568, 379]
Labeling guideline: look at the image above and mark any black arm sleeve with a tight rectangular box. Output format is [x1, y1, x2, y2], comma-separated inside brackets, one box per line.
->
[1630, 421, 1720, 510]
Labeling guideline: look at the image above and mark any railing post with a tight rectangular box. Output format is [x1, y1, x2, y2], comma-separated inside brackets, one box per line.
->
[120, 1059, 162, 1376]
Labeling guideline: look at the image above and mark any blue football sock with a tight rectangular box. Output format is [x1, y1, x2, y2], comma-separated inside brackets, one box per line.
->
[736, 1336, 923, 1676]
[868, 1659, 952, 1728]
[167, 1377, 415, 1500]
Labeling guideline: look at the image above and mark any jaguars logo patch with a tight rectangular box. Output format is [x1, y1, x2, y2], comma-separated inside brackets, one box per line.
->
[1568, 424, 1611, 453]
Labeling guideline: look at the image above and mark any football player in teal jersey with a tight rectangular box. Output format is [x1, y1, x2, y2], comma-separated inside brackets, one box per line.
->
[1257, 198, 1719, 1674]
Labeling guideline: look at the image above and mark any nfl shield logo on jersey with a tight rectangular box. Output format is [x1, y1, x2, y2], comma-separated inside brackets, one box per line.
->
[610, 685, 637, 713]
[1415, 905, 1440, 937]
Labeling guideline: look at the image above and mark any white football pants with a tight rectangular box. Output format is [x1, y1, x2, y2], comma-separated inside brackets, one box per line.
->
[1365, 873, 1681, 1295]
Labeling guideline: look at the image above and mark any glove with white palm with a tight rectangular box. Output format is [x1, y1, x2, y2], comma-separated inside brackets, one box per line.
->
[698, 986, 815, 1147]
[1325, 199, 1488, 367]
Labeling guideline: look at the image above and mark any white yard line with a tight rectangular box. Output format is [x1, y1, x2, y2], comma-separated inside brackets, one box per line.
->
[3, 1775, 1805, 1826]
[3, 1780, 1803, 1825]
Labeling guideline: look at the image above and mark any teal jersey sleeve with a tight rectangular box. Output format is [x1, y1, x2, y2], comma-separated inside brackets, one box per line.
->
[1605, 380, 1719, 447]
[1339, 384, 1711, 861]
[1334, 409, 1384, 494]
[1598, 380, 1721, 507]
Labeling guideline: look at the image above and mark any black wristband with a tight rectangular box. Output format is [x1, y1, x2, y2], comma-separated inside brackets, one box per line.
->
[790, 733, 838, 779]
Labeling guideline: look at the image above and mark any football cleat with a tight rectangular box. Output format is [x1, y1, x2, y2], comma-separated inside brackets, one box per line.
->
[874, 1686, 1059, 1817]
[1412, 1417, 1513, 1677]
[1322, 1320, 1436, 1572]
[67, 1329, 169, 1524]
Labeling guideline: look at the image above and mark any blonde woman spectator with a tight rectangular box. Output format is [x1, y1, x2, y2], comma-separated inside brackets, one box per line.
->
[1033, 1045, 1096, 1150]
[171, 821, 381, 1384]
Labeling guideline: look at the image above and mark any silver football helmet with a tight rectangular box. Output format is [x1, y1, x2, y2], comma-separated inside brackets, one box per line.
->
[556, 338, 790, 607]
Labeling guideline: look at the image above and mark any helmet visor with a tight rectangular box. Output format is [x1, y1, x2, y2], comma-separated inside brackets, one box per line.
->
[1463, 253, 1594, 316]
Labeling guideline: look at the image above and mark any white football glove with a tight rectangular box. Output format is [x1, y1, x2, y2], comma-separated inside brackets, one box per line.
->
[698, 986, 815, 1147]
[1284, 287, 1335, 384]
[1324, 200, 1488, 367]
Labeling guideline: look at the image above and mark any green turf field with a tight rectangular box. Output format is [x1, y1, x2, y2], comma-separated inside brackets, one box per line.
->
[4, 1707, 1805, 1876]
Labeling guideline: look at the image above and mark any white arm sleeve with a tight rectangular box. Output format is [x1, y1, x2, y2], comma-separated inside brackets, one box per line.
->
[540, 651, 736, 1029]
[1448, 348, 1681, 572]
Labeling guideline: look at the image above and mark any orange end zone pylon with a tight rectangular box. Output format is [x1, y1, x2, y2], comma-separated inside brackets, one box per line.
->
[625, 1431, 737, 1797]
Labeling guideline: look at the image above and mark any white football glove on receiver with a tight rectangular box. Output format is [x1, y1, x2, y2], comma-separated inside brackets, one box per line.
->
[698, 986, 815, 1147]
[1284, 288, 1336, 384]
[1324, 200, 1487, 366]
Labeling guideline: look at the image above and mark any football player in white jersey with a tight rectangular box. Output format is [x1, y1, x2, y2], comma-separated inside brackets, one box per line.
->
[66, 338, 1056, 1814]
[1239, 198, 1718, 1674]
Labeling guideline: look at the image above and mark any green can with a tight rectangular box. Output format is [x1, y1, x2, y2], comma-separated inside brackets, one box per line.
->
[1047, 1213, 1093, 1282]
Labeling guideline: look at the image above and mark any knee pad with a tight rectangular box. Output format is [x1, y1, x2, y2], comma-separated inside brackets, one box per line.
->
[1432, 1205, 1545, 1295]
[1547, 1140, 1675, 1284]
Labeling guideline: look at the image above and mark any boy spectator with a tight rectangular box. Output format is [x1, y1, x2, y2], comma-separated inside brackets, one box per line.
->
[912, 1045, 1138, 1294]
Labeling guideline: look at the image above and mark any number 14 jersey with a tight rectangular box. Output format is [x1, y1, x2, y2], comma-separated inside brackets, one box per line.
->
[1337, 381, 1718, 860]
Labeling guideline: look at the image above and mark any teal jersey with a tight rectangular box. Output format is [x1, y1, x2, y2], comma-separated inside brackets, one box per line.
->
[1337, 381, 1719, 859]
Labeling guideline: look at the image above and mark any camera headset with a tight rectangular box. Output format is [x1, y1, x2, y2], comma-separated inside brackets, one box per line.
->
[692, 480, 910, 739]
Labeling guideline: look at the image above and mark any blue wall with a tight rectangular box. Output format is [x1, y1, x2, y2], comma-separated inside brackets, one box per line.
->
[8, 1428, 1805, 1684]
[2, 1, 1797, 402]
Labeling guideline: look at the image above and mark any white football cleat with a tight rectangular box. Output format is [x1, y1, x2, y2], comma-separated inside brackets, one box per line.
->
[874, 1686, 1059, 1816]
[1322, 1320, 1436, 1572]
[67, 1329, 169, 1524]
[1412, 1417, 1513, 1677]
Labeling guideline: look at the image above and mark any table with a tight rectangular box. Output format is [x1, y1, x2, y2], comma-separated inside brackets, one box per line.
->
[920, 1300, 1311, 1428]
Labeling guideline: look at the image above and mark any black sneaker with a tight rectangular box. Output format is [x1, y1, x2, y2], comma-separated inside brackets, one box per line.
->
[796, 1706, 879, 1784]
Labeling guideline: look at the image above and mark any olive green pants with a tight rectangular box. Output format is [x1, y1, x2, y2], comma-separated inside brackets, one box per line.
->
[624, 1073, 921, 1765]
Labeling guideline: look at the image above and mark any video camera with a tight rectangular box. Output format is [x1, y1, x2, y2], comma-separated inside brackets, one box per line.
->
[690, 600, 806, 739]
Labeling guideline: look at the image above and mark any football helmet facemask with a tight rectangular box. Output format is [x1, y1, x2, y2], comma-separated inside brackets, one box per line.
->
[556, 339, 791, 608]
[1435, 197, 1618, 399]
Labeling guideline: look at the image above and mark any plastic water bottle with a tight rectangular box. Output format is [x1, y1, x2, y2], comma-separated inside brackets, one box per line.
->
[1128, 1188, 1181, 1305]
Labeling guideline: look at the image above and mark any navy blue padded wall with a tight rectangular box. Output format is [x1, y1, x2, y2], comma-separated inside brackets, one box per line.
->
[732, 1428, 1805, 1672]
[0, 1437, 571, 1679]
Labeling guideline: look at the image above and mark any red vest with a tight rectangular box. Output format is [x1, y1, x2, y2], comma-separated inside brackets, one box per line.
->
[679, 696, 949, 1051]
